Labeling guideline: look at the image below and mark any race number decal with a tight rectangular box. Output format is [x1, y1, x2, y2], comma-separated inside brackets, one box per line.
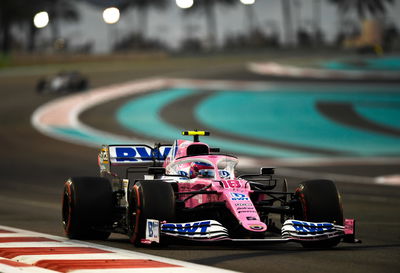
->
[221, 180, 241, 188]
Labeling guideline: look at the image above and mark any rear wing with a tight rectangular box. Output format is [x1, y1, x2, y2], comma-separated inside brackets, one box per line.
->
[98, 144, 172, 175]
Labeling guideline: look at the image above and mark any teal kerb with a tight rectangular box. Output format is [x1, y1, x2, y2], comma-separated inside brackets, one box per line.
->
[116, 88, 314, 158]
[322, 57, 400, 71]
[52, 127, 127, 146]
[195, 90, 400, 157]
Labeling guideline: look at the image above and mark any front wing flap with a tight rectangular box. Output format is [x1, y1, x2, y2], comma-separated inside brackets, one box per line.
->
[281, 219, 344, 241]
[161, 220, 229, 241]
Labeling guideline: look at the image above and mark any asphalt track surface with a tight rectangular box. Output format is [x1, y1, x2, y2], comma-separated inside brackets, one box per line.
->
[1, 55, 400, 273]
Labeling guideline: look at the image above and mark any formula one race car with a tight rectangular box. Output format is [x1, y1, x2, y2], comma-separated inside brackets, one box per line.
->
[62, 131, 360, 248]
[36, 71, 88, 94]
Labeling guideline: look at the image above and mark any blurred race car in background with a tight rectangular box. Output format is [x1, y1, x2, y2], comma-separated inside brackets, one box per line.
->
[62, 131, 360, 248]
[36, 71, 88, 94]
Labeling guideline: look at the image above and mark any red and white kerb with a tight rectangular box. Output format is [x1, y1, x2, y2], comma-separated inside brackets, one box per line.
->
[0, 226, 236, 273]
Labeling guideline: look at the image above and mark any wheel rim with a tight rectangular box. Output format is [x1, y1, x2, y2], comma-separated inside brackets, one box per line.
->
[129, 185, 141, 244]
[62, 192, 71, 229]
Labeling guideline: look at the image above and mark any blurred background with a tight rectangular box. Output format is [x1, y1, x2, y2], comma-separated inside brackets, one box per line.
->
[1, 0, 399, 57]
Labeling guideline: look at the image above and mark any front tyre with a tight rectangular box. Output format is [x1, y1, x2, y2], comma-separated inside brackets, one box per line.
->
[128, 180, 175, 246]
[62, 177, 113, 240]
[295, 179, 343, 248]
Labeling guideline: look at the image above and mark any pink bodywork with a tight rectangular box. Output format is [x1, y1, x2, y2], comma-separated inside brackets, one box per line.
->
[344, 219, 355, 235]
[162, 140, 267, 233]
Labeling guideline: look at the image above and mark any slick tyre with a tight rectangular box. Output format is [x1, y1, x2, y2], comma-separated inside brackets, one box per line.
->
[128, 180, 175, 246]
[62, 177, 113, 240]
[295, 179, 343, 248]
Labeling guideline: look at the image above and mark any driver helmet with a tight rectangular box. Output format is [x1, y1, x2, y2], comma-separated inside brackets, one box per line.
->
[189, 162, 214, 179]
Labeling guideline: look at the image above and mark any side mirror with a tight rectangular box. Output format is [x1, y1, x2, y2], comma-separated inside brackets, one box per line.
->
[148, 167, 166, 176]
[260, 167, 275, 175]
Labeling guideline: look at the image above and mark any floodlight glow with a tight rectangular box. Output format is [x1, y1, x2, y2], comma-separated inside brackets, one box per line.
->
[33, 11, 49, 29]
[176, 0, 194, 9]
[103, 7, 120, 24]
[240, 0, 256, 5]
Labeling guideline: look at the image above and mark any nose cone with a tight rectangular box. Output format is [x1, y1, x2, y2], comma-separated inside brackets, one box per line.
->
[223, 191, 267, 233]
[241, 221, 267, 232]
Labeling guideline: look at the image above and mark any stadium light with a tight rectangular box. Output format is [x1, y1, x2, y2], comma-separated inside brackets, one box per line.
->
[103, 7, 120, 24]
[240, 0, 256, 5]
[33, 11, 49, 29]
[176, 0, 194, 9]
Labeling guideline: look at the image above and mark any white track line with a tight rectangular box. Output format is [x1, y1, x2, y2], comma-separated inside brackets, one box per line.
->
[248, 62, 400, 80]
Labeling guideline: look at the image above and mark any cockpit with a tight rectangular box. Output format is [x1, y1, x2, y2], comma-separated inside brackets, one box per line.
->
[165, 155, 238, 180]
[198, 169, 215, 178]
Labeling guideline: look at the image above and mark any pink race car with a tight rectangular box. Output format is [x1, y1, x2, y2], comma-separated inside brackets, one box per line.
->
[62, 131, 360, 248]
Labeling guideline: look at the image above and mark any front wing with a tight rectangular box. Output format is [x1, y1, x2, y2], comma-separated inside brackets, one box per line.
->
[143, 219, 359, 245]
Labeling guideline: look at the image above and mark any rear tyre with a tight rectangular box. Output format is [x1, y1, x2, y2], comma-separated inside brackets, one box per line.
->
[62, 177, 113, 240]
[294, 179, 343, 248]
[128, 180, 175, 246]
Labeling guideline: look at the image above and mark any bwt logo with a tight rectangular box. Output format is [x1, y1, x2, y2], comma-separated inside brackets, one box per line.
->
[147, 221, 159, 238]
[292, 221, 334, 233]
[161, 221, 211, 234]
[113, 147, 171, 162]
[230, 192, 249, 201]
